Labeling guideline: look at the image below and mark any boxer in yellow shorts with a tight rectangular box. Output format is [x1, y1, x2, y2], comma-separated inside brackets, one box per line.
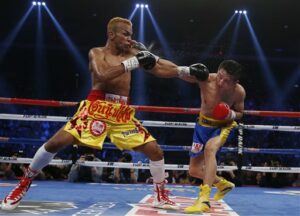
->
[3, 17, 200, 211]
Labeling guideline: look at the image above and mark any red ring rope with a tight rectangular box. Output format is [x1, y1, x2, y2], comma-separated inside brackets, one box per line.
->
[0, 97, 299, 117]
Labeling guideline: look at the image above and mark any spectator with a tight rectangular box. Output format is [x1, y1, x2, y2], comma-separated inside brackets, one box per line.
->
[43, 157, 70, 180]
[265, 159, 285, 188]
[167, 170, 181, 184]
[178, 171, 192, 184]
[113, 153, 137, 183]
[218, 160, 243, 186]
[255, 172, 267, 187]
[292, 173, 300, 187]
[68, 153, 103, 183]
[0, 163, 16, 180]
[243, 170, 255, 185]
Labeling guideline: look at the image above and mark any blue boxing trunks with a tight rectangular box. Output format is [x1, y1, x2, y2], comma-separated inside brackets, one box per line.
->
[189, 114, 237, 157]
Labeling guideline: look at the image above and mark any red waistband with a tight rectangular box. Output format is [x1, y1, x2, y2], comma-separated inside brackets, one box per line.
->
[87, 90, 105, 101]
[87, 90, 130, 105]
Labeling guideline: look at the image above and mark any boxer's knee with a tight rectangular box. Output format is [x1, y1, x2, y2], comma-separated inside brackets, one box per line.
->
[189, 165, 204, 179]
[204, 145, 216, 158]
[148, 143, 164, 161]
[45, 129, 74, 153]
[45, 139, 64, 153]
[136, 141, 164, 161]
[204, 142, 220, 157]
[204, 139, 220, 158]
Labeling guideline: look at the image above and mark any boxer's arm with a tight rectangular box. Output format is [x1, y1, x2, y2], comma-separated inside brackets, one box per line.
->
[212, 86, 246, 120]
[129, 42, 180, 78]
[147, 59, 206, 84]
[146, 58, 180, 78]
[130, 41, 206, 82]
[131, 42, 206, 82]
[89, 48, 125, 81]
[178, 75, 199, 83]
[177, 63, 209, 83]
[89, 48, 156, 80]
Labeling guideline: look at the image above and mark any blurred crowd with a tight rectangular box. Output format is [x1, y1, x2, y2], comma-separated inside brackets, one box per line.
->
[0, 145, 299, 188]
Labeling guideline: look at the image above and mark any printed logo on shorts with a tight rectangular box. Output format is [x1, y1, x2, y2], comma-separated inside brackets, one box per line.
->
[90, 120, 106, 136]
[121, 128, 139, 137]
[191, 142, 203, 153]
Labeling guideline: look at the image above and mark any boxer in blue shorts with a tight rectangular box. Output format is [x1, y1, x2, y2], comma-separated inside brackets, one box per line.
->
[178, 60, 246, 213]
[190, 114, 237, 158]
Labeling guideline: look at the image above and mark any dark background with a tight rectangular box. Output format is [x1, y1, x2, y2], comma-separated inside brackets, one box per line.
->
[0, 0, 299, 108]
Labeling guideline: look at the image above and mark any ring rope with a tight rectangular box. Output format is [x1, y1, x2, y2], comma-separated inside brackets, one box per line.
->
[237, 123, 244, 171]
[1, 98, 299, 174]
[1, 97, 300, 117]
[0, 113, 299, 132]
[0, 137, 299, 155]
[0, 157, 299, 173]
[0, 97, 77, 107]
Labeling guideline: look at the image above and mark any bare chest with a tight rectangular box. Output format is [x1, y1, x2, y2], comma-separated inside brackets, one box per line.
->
[201, 83, 236, 107]
[103, 54, 128, 67]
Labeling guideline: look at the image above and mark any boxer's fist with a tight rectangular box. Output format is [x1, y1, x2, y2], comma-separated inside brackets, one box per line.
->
[136, 51, 156, 70]
[122, 51, 156, 72]
[177, 63, 209, 81]
[133, 41, 148, 51]
[212, 103, 236, 120]
[133, 41, 159, 62]
[190, 63, 209, 81]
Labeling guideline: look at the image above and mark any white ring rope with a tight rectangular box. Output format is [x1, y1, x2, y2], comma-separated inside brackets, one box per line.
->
[0, 113, 71, 122]
[0, 157, 299, 173]
[0, 113, 299, 132]
[1, 114, 299, 173]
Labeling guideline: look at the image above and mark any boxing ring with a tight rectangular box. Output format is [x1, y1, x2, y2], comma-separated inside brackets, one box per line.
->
[0, 97, 299, 216]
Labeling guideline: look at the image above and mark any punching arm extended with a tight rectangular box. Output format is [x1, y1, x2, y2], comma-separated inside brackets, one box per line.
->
[147, 58, 180, 78]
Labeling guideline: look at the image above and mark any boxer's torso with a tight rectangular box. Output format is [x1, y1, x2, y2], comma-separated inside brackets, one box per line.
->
[199, 74, 242, 117]
[90, 47, 136, 97]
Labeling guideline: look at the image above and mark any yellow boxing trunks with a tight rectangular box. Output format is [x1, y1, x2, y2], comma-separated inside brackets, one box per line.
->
[64, 90, 155, 150]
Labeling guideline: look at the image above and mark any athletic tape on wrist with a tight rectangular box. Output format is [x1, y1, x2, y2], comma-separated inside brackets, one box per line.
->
[122, 57, 139, 72]
[177, 66, 190, 77]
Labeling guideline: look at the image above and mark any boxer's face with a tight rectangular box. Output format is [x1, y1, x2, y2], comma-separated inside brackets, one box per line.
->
[113, 23, 133, 51]
[216, 69, 237, 91]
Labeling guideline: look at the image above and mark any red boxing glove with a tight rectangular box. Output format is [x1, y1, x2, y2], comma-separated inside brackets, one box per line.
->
[212, 103, 236, 120]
